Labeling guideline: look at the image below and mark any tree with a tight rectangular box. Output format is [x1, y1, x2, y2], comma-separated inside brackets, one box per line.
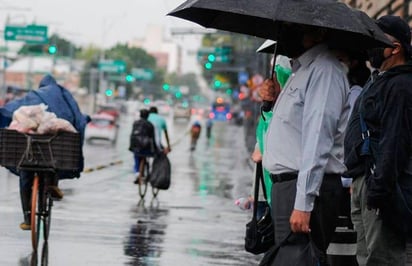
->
[18, 33, 80, 57]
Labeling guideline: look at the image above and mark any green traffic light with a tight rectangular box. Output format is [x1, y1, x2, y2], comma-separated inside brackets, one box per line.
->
[162, 83, 170, 91]
[204, 62, 212, 70]
[207, 54, 216, 62]
[175, 91, 182, 98]
[48, 45, 57, 55]
[125, 75, 134, 83]
[214, 80, 222, 88]
[105, 89, 113, 97]
[143, 98, 151, 105]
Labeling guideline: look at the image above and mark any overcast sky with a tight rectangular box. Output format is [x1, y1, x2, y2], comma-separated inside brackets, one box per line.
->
[2, 0, 200, 47]
[1, 0, 204, 72]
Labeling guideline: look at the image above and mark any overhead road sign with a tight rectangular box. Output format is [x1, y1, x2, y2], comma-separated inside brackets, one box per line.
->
[98, 60, 126, 73]
[4, 24, 48, 44]
[131, 68, 154, 81]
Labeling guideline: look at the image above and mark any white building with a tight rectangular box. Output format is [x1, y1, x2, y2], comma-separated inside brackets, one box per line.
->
[128, 25, 181, 74]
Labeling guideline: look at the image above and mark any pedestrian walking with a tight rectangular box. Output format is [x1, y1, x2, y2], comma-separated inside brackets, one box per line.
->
[190, 121, 201, 151]
[259, 23, 350, 265]
[344, 15, 412, 266]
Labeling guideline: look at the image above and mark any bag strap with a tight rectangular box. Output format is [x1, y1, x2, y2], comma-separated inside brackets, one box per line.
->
[252, 162, 262, 221]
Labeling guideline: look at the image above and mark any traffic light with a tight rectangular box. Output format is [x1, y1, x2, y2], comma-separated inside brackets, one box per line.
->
[105, 88, 113, 97]
[214, 80, 222, 88]
[204, 62, 213, 70]
[175, 91, 182, 99]
[162, 83, 170, 91]
[48, 45, 57, 55]
[207, 53, 216, 62]
[125, 74, 134, 83]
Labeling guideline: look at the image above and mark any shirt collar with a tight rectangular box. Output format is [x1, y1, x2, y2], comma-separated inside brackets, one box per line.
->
[290, 43, 328, 72]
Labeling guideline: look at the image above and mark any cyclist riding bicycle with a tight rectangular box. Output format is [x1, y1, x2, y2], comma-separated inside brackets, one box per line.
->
[148, 106, 171, 154]
[129, 109, 156, 184]
[0, 75, 89, 230]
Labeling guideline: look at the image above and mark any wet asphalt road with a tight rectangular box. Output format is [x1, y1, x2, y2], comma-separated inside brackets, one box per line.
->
[0, 112, 261, 265]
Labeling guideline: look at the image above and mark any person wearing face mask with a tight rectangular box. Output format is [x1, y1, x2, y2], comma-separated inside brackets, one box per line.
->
[259, 23, 350, 265]
[344, 15, 412, 266]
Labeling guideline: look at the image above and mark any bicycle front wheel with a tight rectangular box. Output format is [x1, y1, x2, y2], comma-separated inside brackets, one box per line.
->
[31, 175, 40, 251]
[43, 190, 53, 241]
[152, 187, 159, 198]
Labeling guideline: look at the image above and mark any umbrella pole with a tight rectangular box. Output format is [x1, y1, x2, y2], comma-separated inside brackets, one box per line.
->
[261, 26, 280, 118]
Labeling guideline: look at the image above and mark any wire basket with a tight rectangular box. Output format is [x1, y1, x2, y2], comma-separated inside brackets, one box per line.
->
[0, 129, 81, 171]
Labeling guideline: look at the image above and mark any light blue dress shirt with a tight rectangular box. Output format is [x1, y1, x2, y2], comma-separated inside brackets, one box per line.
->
[263, 44, 350, 212]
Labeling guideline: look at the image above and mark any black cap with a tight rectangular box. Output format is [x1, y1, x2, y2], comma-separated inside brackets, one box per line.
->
[376, 15, 412, 57]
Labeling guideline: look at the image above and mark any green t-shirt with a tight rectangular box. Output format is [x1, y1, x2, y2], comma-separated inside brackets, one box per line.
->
[256, 111, 273, 206]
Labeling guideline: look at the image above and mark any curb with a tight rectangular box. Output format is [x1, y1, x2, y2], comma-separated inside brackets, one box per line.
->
[83, 160, 123, 173]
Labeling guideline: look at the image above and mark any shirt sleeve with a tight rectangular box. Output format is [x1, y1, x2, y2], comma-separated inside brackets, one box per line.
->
[294, 64, 348, 212]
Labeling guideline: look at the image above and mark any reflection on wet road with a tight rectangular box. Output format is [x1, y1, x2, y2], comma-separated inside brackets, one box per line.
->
[0, 114, 260, 265]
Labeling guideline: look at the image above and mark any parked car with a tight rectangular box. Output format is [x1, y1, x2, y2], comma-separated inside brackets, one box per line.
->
[173, 104, 191, 120]
[85, 113, 119, 144]
[97, 104, 121, 119]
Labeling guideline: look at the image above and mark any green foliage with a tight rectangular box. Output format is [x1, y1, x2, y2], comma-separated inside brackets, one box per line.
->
[17, 33, 80, 57]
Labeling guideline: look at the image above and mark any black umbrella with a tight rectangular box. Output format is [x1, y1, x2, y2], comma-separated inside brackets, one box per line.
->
[168, 0, 392, 49]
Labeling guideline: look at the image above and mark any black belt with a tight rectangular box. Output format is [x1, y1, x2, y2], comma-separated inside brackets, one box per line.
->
[270, 173, 298, 183]
[270, 172, 341, 183]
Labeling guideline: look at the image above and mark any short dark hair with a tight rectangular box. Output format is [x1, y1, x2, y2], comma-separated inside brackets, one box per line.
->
[140, 109, 149, 119]
[149, 106, 158, 113]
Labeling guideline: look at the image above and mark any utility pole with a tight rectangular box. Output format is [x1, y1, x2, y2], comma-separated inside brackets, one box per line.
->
[1, 6, 31, 97]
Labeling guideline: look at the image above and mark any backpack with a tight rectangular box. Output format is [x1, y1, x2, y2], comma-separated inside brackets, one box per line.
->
[129, 120, 154, 152]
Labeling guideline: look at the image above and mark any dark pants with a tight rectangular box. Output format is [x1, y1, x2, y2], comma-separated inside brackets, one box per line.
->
[19, 171, 57, 222]
[271, 174, 342, 265]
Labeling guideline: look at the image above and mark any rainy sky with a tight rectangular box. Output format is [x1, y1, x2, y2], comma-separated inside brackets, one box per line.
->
[1, 0, 196, 48]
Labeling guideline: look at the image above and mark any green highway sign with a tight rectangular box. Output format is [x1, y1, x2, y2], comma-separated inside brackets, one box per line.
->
[131, 68, 154, 81]
[4, 24, 48, 44]
[98, 60, 126, 73]
[197, 46, 232, 63]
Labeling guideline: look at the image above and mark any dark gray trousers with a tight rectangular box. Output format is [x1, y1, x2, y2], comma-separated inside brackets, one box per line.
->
[271, 174, 342, 265]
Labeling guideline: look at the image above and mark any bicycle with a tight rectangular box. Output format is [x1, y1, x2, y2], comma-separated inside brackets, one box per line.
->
[30, 171, 54, 251]
[137, 156, 159, 200]
[0, 129, 81, 251]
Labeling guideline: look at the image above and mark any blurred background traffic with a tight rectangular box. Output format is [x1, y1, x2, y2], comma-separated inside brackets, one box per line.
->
[0, 0, 408, 153]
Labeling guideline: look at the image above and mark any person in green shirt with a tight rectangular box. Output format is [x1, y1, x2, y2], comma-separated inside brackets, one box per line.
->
[250, 56, 292, 214]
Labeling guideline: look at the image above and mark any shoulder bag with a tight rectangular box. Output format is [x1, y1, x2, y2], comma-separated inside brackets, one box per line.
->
[244, 162, 274, 254]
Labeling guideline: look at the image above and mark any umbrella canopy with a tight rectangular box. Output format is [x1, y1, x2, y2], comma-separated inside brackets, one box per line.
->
[168, 0, 392, 49]
[256, 40, 277, 54]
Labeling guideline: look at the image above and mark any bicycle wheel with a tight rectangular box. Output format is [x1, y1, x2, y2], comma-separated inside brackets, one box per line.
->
[43, 190, 53, 241]
[138, 160, 149, 199]
[152, 187, 159, 198]
[31, 175, 40, 251]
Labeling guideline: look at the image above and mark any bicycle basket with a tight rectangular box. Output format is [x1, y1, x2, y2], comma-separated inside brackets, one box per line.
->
[0, 129, 81, 171]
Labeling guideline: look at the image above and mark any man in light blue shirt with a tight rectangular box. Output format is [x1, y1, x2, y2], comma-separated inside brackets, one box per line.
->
[260, 23, 350, 265]
[148, 106, 171, 153]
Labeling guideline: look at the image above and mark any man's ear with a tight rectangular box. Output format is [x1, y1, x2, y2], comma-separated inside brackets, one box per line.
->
[392, 42, 402, 55]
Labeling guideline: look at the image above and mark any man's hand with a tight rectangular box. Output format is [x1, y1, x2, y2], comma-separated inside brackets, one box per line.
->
[290, 209, 311, 233]
[163, 147, 171, 154]
[251, 148, 262, 163]
[259, 77, 282, 102]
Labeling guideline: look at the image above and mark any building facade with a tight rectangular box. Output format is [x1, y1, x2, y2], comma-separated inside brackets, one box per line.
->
[342, 0, 412, 22]
[128, 25, 181, 75]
